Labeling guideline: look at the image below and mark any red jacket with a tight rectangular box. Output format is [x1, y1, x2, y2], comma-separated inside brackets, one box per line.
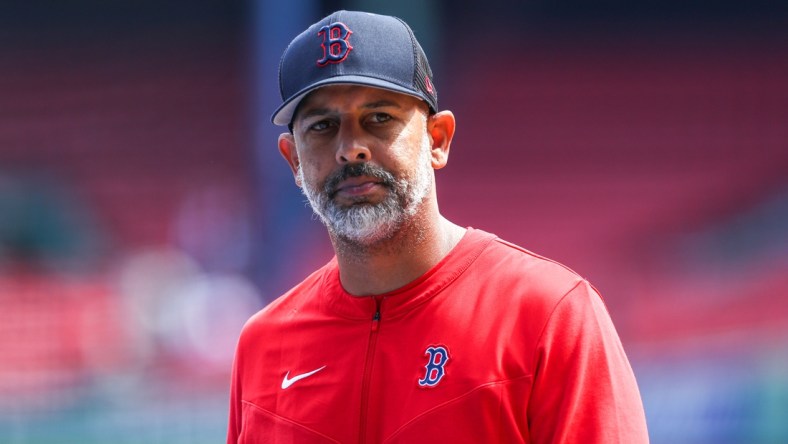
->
[228, 229, 648, 443]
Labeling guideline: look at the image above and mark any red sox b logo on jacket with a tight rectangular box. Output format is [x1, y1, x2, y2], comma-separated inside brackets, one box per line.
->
[418, 345, 450, 387]
[317, 22, 353, 66]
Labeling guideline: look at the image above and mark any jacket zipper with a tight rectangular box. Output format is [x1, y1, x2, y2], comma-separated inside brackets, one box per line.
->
[359, 296, 383, 444]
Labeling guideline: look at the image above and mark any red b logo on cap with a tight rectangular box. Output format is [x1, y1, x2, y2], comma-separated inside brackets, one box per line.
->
[317, 22, 353, 66]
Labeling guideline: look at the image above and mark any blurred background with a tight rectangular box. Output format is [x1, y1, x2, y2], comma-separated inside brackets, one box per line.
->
[0, 0, 786, 443]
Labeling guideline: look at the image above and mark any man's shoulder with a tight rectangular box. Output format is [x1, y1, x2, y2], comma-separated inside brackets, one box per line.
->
[469, 230, 588, 302]
[477, 232, 584, 282]
[240, 259, 336, 335]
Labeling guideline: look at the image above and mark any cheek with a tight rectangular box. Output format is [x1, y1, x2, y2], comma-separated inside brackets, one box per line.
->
[294, 137, 334, 171]
[387, 125, 427, 165]
[393, 132, 432, 174]
[299, 158, 331, 188]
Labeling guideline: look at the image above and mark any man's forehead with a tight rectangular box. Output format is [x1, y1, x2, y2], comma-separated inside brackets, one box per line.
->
[297, 85, 423, 115]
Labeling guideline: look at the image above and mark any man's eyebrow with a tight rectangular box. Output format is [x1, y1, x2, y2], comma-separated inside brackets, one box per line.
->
[298, 100, 403, 122]
[298, 107, 333, 121]
[362, 100, 402, 109]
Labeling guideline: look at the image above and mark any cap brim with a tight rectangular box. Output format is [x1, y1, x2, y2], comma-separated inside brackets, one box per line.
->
[271, 75, 429, 126]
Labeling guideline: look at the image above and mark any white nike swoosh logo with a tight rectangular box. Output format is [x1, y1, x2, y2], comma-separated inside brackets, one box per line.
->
[281, 365, 326, 389]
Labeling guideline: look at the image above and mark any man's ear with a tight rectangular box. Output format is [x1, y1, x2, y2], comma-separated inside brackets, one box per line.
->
[427, 110, 456, 170]
[278, 133, 301, 186]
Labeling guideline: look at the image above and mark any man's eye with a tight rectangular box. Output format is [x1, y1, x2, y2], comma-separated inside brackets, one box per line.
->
[369, 113, 392, 124]
[309, 120, 332, 131]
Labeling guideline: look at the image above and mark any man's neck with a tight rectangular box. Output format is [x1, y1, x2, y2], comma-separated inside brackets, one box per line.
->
[332, 215, 466, 296]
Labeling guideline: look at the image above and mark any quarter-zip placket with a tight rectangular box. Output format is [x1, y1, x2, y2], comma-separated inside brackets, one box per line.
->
[359, 295, 383, 443]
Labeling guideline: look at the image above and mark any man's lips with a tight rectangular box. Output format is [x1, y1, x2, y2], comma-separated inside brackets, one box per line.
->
[332, 176, 384, 198]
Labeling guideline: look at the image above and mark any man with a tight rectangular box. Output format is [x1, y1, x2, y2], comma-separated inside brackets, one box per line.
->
[228, 10, 648, 443]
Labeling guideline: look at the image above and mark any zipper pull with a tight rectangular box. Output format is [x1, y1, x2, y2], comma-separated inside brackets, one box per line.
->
[371, 310, 380, 332]
[371, 296, 382, 331]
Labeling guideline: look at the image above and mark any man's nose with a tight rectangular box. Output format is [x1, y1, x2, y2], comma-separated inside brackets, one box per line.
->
[335, 125, 372, 164]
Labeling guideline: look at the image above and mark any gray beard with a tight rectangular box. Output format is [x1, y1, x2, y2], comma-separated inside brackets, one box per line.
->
[298, 138, 433, 248]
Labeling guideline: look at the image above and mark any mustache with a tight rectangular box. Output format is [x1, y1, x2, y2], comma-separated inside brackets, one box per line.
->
[324, 163, 396, 197]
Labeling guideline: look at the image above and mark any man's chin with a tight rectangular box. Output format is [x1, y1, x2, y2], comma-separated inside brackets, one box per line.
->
[326, 216, 400, 246]
[332, 227, 392, 247]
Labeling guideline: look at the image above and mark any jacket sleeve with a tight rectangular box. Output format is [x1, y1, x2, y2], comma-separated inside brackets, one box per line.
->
[527, 280, 649, 443]
[227, 339, 244, 444]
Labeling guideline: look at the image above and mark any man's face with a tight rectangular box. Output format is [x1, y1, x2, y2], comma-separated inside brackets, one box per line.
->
[288, 85, 434, 246]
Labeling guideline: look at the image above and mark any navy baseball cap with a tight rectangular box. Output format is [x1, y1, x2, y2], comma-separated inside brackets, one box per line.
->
[272, 10, 438, 126]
